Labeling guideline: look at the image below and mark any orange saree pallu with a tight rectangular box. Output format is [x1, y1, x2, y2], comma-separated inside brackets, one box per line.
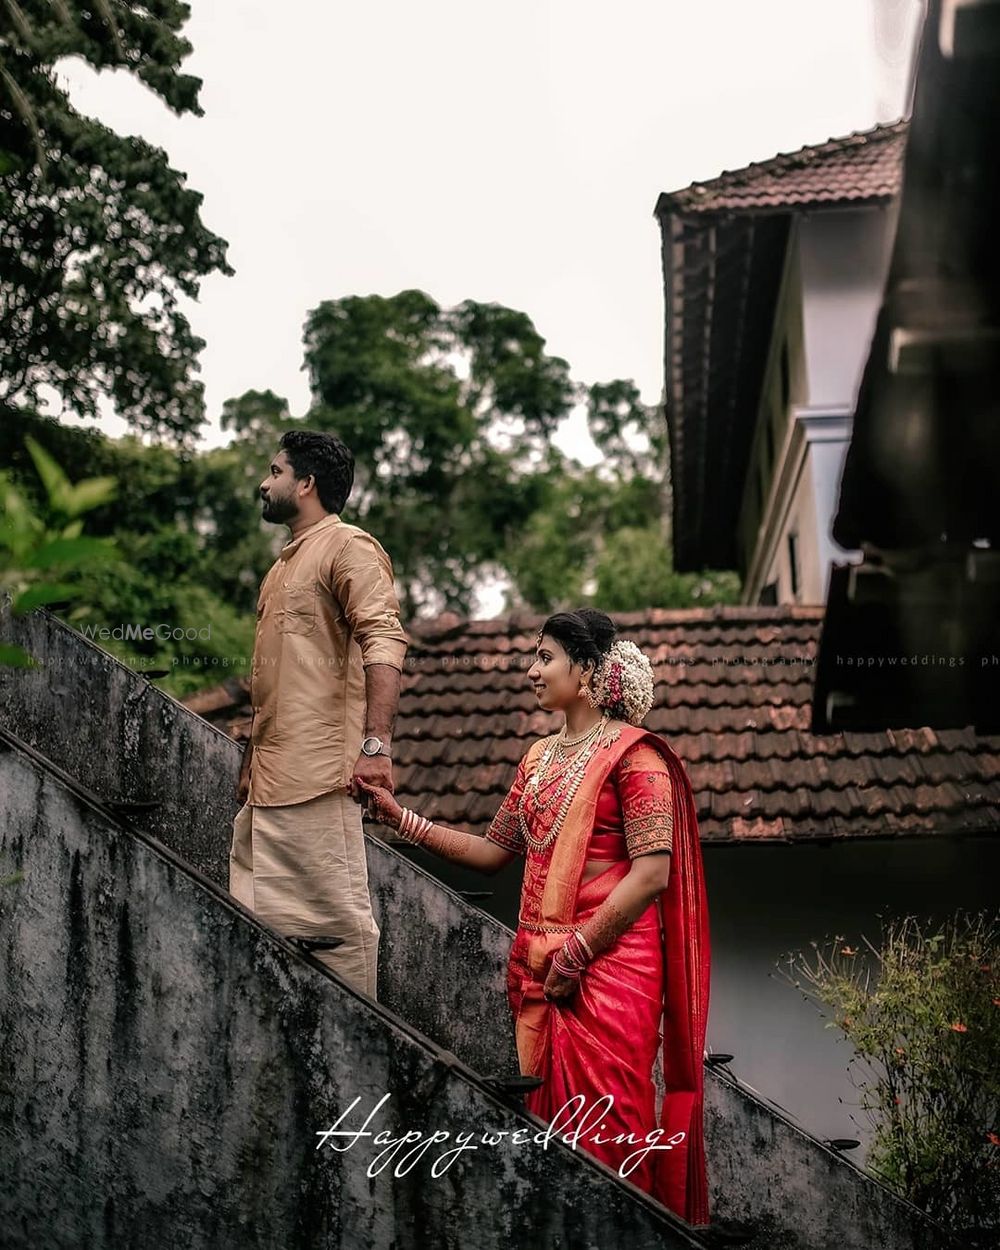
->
[504, 722, 711, 1226]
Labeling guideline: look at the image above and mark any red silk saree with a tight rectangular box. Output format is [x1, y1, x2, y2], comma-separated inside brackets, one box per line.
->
[486, 721, 712, 1226]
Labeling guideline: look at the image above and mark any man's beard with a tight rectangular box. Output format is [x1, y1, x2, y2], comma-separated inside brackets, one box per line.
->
[261, 493, 297, 524]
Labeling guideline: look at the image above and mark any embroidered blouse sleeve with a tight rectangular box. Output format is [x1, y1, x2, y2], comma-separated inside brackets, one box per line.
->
[616, 741, 675, 858]
[484, 752, 530, 855]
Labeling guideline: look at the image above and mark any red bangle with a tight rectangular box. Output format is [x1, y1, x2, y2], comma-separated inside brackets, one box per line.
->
[551, 953, 583, 980]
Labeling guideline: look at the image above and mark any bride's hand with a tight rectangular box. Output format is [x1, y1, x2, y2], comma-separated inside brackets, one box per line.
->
[356, 778, 403, 830]
[543, 962, 581, 1002]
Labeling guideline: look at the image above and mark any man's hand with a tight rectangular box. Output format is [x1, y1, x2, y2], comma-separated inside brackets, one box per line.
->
[543, 961, 581, 1003]
[350, 751, 394, 801]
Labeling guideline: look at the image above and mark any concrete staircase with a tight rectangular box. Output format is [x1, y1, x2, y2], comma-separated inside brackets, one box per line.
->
[0, 601, 957, 1250]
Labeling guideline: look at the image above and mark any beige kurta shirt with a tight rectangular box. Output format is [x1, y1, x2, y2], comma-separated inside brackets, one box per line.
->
[247, 513, 409, 807]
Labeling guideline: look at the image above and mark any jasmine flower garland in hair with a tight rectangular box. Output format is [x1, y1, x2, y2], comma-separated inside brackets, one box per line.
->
[592, 640, 655, 725]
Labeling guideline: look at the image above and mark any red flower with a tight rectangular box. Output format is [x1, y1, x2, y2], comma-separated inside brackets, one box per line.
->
[841, 946, 857, 956]
[987, 1132, 1000, 1147]
[948, 1021, 968, 1033]
[992, 998, 1000, 1007]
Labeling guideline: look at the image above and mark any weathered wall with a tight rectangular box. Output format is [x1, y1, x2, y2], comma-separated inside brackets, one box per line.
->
[0, 603, 238, 885]
[0, 741, 704, 1250]
[0, 602, 519, 1078]
[0, 602, 957, 1249]
[702, 1067, 951, 1249]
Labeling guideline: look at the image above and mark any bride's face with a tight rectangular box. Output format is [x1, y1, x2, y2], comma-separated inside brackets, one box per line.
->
[527, 634, 587, 713]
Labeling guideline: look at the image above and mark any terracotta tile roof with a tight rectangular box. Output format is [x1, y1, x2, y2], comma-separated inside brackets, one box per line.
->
[184, 606, 1000, 846]
[658, 120, 907, 218]
[182, 675, 251, 719]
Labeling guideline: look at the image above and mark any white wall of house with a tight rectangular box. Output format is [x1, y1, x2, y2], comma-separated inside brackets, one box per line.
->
[798, 207, 895, 408]
[754, 408, 859, 605]
[743, 206, 897, 605]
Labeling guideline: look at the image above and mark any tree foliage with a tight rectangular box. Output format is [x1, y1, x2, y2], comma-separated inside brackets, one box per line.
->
[0, 411, 257, 691]
[503, 379, 741, 612]
[298, 290, 573, 616]
[295, 290, 739, 615]
[1, 281, 742, 693]
[0, 432, 117, 666]
[0, 0, 231, 442]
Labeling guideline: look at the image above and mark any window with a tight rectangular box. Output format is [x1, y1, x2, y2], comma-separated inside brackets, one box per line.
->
[759, 581, 778, 605]
[780, 340, 791, 410]
[787, 531, 800, 599]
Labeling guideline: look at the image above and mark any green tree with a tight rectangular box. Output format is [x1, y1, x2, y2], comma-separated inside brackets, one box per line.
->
[0, 414, 258, 691]
[0, 407, 274, 614]
[300, 290, 575, 616]
[0, 0, 231, 442]
[503, 380, 740, 612]
[296, 291, 743, 615]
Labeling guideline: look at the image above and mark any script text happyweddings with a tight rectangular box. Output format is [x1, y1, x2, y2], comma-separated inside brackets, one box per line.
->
[316, 1093, 685, 1179]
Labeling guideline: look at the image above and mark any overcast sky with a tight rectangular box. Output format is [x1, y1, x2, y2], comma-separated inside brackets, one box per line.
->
[57, 0, 922, 455]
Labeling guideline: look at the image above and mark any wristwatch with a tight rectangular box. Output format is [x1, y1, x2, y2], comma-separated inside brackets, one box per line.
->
[361, 735, 391, 758]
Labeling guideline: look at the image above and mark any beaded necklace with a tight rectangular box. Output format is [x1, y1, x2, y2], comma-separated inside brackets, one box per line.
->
[518, 714, 609, 851]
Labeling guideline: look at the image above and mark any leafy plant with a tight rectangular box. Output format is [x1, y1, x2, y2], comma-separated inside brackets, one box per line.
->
[0, 435, 117, 666]
[776, 911, 1000, 1241]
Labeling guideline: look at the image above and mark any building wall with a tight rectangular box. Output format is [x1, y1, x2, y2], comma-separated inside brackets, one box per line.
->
[738, 226, 807, 584]
[798, 207, 895, 409]
[700, 835, 998, 1160]
[801, 411, 862, 602]
[745, 207, 896, 605]
[755, 409, 858, 605]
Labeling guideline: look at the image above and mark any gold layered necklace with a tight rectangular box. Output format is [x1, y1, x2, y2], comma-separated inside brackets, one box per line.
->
[518, 713, 609, 851]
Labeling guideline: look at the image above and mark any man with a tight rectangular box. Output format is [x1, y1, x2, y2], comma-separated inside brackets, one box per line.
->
[229, 429, 408, 999]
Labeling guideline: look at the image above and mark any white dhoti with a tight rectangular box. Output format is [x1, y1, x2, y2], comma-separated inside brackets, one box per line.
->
[228, 789, 380, 998]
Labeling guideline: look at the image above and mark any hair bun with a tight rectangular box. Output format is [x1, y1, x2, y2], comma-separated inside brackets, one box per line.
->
[573, 608, 617, 657]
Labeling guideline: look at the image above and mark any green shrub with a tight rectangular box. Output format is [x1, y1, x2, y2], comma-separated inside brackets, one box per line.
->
[777, 910, 1000, 1241]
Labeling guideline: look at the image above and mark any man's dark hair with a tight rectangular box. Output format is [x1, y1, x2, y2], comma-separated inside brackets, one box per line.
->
[278, 430, 355, 514]
[539, 608, 617, 670]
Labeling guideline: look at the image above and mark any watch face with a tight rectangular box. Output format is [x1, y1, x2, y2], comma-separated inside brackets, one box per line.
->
[362, 736, 382, 756]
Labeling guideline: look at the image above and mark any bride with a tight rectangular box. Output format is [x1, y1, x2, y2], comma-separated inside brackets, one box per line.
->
[358, 607, 711, 1226]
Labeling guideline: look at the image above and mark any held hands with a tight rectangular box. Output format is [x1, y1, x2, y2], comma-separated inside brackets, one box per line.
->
[350, 751, 395, 801]
[355, 777, 403, 829]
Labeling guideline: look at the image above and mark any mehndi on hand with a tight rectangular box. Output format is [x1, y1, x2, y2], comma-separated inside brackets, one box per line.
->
[356, 778, 403, 829]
